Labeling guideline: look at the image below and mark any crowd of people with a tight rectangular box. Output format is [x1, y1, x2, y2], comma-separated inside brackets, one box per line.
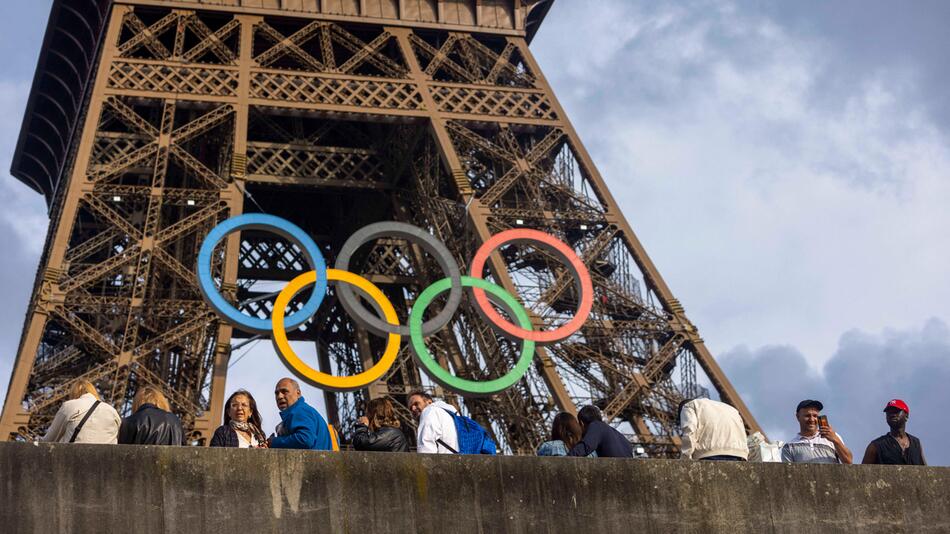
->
[39, 378, 927, 466]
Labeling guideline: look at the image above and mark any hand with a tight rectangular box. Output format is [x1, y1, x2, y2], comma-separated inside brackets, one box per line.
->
[357, 416, 369, 426]
[819, 425, 840, 444]
[265, 436, 273, 448]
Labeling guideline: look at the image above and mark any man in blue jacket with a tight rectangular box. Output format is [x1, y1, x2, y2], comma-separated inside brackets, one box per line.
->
[266, 377, 332, 450]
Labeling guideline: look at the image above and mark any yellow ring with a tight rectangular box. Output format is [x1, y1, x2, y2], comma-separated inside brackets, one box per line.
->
[271, 268, 400, 392]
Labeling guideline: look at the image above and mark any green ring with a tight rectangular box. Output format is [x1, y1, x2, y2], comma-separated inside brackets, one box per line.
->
[409, 275, 535, 396]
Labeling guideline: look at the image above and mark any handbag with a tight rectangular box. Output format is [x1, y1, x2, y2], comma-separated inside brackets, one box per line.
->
[69, 400, 101, 443]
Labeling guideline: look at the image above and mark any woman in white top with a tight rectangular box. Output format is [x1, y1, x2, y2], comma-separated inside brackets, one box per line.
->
[42, 380, 121, 444]
[209, 389, 267, 448]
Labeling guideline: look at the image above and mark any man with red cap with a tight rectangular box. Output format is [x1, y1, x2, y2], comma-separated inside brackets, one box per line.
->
[861, 399, 927, 465]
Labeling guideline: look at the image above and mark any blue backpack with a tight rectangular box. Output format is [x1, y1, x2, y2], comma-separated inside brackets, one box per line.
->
[438, 408, 497, 455]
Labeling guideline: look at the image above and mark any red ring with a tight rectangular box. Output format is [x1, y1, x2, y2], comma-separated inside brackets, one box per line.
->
[469, 229, 593, 344]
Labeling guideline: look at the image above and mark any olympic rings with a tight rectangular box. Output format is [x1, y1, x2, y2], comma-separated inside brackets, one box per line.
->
[469, 229, 593, 345]
[272, 269, 401, 392]
[197, 214, 327, 335]
[334, 222, 463, 338]
[410, 276, 535, 396]
[197, 215, 593, 396]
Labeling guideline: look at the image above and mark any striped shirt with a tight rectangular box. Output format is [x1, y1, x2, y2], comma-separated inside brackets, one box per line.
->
[781, 432, 844, 464]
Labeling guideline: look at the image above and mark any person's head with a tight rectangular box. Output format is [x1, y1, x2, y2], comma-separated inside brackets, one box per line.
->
[794, 399, 823, 436]
[275, 378, 301, 411]
[225, 389, 262, 429]
[577, 405, 602, 430]
[366, 397, 401, 432]
[407, 390, 433, 420]
[133, 386, 171, 412]
[676, 398, 693, 428]
[67, 380, 100, 401]
[883, 399, 910, 432]
[551, 412, 583, 450]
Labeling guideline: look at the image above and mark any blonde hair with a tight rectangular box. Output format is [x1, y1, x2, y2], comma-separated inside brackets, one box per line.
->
[132, 385, 171, 412]
[366, 397, 400, 431]
[68, 380, 100, 401]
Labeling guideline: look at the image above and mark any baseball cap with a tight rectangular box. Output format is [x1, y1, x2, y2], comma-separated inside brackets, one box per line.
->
[796, 399, 823, 412]
[884, 399, 909, 414]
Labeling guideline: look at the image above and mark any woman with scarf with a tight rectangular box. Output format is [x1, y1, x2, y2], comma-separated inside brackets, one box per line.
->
[210, 389, 267, 448]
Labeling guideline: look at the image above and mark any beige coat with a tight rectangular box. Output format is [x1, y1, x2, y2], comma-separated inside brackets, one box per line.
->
[42, 393, 121, 444]
[680, 398, 749, 460]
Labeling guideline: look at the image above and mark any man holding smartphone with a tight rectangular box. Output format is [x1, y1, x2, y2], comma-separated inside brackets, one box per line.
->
[781, 399, 853, 464]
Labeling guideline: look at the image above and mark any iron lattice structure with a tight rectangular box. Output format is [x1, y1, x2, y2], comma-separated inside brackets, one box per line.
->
[2, 0, 762, 454]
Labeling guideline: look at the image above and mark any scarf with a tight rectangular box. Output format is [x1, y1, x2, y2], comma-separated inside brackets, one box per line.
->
[229, 419, 265, 444]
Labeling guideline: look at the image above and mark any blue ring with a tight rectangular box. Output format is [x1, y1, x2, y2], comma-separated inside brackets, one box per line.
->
[197, 214, 326, 334]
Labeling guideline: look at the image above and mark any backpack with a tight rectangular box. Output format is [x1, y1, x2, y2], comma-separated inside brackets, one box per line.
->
[439, 408, 497, 455]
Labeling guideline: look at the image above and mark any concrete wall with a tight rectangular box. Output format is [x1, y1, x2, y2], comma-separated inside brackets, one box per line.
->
[1, 442, 948, 534]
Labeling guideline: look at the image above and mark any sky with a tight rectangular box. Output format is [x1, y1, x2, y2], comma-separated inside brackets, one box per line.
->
[1, 1, 949, 464]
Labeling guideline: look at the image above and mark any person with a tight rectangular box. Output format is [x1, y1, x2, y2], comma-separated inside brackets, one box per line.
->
[267, 377, 332, 450]
[537, 412, 596, 457]
[567, 405, 633, 458]
[210, 389, 267, 448]
[407, 390, 458, 454]
[352, 397, 409, 452]
[118, 386, 184, 445]
[42, 380, 121, 444]
[781, 399, 852, 464]
[862, 399, 926, 465]
[678, 398, 748, 461]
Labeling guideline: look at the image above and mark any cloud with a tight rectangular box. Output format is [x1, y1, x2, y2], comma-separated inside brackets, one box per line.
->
[0, 81, 48, 255]
[720, 318, 950, 465]
[533, 0, 950, 364]
[0, 79, 49, 408]
[533, 1, 950, 463]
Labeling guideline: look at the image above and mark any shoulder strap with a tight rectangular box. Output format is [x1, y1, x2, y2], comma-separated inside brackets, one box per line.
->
[436, 438, 459, 454]
[437, 408, 459, 453]
[69, 400, 101, 443]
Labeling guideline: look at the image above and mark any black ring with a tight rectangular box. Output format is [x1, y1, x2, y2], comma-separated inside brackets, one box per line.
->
[334, 222, 463, 337]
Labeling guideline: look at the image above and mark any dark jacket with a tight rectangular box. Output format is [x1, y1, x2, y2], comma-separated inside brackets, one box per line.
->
[568, 420, 633, 458]
[352, 424, 409, 452]
[209, 425, 264, 448]
[270, 397, 332, 450]
[210, 425, 239, 448]
[118, 404, 183, 445]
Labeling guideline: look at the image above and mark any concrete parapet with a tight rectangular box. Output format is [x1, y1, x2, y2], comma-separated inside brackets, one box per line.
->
[1, 442, 948, 533]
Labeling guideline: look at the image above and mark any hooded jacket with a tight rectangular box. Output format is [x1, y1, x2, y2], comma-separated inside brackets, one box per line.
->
[416, 400, 459, 454]
[680, 398, 749, 460]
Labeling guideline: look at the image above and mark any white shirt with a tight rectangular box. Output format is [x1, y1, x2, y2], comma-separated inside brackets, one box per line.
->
[236, 429, 260, 448]
[416, 400, 459, 454]
[42, 393, 121, 444]
[782, 432, 845, 463]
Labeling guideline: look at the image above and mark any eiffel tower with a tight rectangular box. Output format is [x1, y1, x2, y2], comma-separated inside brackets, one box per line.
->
[1, 0, 762, 454]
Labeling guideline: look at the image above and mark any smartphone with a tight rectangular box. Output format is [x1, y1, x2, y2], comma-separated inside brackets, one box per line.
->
[818, 415, 829, 429]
